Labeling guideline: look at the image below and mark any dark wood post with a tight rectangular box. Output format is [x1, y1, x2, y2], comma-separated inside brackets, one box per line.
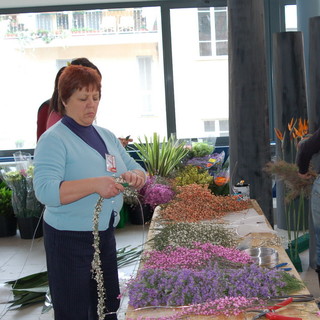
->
[228, 0, 273, 224]
[272, 32, 308, 229]
[309, 17, 320, 132]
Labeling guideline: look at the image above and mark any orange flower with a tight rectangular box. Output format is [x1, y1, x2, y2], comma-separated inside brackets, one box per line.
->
[298, 118, 308, 136]
[214, 176, 229, 186]
[288, 118, 295, 132]
[274, 128, 284, 141]
[293, 127, 303, 138]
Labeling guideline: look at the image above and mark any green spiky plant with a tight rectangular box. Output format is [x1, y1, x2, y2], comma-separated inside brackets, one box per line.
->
[133, 133, 189, 177]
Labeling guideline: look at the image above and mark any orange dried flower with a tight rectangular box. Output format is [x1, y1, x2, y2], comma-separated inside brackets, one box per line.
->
[160, 184, 250, 223]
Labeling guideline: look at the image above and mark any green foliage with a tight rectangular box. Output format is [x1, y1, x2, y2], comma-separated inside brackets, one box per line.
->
[133, 133, 189, 177]
[5, 245, 143, 311]
[280, 272, 305, 294]
[189, 142, 214, 158]
[174, 165, 213, 186]
[0, 180, 14, 217]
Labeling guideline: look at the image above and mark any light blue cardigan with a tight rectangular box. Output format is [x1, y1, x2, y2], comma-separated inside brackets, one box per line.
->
[33, 121, 145, 231]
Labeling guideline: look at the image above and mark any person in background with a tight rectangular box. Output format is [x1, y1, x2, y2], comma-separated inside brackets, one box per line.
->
[34, 65, 146, 320]
[296, 129, 320, 285]
[36, 57, 101, 141]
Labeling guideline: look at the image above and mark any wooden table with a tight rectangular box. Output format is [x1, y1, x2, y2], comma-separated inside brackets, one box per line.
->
[125, 200, 319, 319]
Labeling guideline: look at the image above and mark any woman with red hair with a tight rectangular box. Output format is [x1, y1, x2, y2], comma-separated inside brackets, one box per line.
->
[34, 65, 146, 320]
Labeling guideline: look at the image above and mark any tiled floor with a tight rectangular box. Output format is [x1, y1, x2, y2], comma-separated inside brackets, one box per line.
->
[0, 221, 319, 320]
[0, 223, 149, 320]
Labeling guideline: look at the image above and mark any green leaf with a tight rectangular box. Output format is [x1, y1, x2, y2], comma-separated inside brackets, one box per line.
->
[133, 133, 189, 177]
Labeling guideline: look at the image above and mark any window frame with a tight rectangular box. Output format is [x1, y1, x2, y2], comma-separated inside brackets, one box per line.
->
[0, 0, 295, 158]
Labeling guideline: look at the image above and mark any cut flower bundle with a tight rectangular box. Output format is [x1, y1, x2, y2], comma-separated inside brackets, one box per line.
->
[160, 183, 251, 222]
[127, 263, 302, 309]
[150, 222, 238, 250]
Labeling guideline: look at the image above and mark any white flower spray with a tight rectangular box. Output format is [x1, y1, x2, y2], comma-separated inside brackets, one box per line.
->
[91, 196, 107, 320]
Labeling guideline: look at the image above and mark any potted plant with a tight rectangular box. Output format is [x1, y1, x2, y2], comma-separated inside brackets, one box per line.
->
[132, 133, 189, 177]
[0, 180, 17, 237]
[1, 165, 44, 239]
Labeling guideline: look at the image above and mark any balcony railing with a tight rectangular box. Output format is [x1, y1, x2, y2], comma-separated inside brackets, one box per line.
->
[1, 8, 158, 43]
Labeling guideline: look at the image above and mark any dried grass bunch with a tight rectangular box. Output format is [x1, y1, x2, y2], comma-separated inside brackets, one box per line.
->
[264, 160, 315, 202]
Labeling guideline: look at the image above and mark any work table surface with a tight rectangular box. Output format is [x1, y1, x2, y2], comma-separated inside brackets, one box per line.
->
[125, 200, 319, 319]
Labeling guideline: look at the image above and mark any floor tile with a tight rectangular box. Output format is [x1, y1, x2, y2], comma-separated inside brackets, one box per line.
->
[0, 223, 148, 320]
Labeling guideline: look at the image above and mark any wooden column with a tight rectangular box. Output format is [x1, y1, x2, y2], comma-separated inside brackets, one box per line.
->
[309, 17, 320, 132]
[272, 32, 308, 229]
[228, 0, 273, 224]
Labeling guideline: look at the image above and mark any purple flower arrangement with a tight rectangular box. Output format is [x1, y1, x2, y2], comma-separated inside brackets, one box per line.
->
[185, 155, 211, 169]
[140, 176, 175, 209]
[126, 263, 287, 308]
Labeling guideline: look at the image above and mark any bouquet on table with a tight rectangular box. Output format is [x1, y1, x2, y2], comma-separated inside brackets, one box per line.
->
[1, 152, 43, 218]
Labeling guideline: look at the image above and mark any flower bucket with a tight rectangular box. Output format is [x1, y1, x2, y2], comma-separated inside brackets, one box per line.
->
[233, 184, 250, 200]
[17, 216, 43, 239]
[0, 215, 17, 237]
[289, 233, 309, 254]
[128, 204, 153, 225]
[116, 204, 129, 229]
[285, 248, 302, 272]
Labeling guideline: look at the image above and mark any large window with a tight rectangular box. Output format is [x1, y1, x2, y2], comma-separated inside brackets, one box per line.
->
[171, 7, 229, 141]
[0, 1, 295, 153]
[0, 7, 166, 150]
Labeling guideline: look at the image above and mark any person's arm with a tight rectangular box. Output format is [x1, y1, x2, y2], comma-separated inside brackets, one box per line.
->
[34, 131, 124, 206]
[296, 128, 320, 174]
[36, 100, 50, 141]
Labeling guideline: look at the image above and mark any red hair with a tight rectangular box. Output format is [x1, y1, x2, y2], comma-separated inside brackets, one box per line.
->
[58, 65, 101, 115]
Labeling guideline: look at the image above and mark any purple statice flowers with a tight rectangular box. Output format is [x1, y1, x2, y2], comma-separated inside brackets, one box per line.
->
[127, 263, 286, 308]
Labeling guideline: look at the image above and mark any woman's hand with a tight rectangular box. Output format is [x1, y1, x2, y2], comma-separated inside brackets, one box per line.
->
[95, 176, 124, 198]
[121, 170, 146, 189]
[60, 176, 124, 204]
[298, 172, 313, 180]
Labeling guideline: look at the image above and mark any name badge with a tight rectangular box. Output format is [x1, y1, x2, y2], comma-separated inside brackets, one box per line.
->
[106, 154, 117, 173]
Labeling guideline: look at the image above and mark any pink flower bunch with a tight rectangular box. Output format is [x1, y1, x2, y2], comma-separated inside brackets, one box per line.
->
[142, 242, 252, 270]
[140, 176, 175, 209]
[180, 296, 263, 317]
[127, 296, 264, 319]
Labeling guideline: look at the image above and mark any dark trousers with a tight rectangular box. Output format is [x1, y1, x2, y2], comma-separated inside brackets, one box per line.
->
[43, 219, 120, 320]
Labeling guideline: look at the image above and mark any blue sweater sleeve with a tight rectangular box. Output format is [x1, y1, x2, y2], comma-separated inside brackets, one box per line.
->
[34, 130, 67, 206]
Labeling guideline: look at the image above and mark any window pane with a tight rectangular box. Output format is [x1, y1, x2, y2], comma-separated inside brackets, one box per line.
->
[219, 119, 229, 131]
[0, 7, 166, 150]
[171, 8, 229, 141]
[199, 42, 212, 56]
[204, 120, 215, 132]
[285, 5, 297, 31]
[198, 9, 211, 41]
[214, 9, 227, 41]
[216, 41, 228, 55]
